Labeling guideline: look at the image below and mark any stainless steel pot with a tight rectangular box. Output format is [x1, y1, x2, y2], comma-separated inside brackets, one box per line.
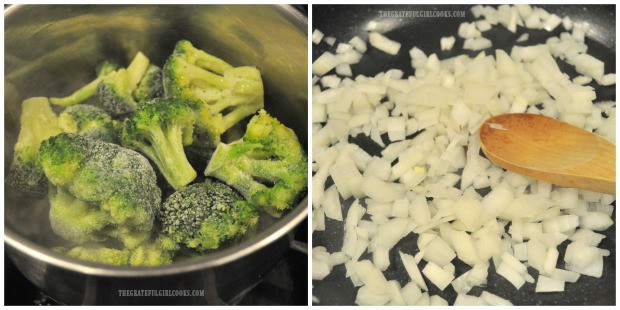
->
[4, 4, 308, 305]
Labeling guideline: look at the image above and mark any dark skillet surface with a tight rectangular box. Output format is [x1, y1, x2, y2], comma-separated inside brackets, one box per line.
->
[312, 5, 615, 306]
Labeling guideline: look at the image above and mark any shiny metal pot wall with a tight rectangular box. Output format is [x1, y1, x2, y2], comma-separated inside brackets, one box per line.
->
[4, 4, 308, 305]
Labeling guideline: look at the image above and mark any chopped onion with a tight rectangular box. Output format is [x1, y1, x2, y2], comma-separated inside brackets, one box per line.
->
[440, 36, 456, 51]
[324, 36, 337, 46]
[399, 251, 428, 291]
[312, 52, 341, 76]
[312, 29, 324, 45]
[422, 262, 455, 291]
[312, 4, 615, 306]
[535, 275, 565, 292]
[368, 32, 401, 55]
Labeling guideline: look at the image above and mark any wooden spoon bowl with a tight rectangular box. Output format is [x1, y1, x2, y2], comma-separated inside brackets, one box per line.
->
[479, 113, 615, 194]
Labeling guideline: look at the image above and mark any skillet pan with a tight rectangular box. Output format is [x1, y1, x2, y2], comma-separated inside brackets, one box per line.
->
[312, 4, 615, 306]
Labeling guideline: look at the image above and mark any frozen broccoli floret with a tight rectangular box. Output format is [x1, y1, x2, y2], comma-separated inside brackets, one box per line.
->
[57, 241, 173, 266]
[49, 185, 109, 243]
[96, 60, 122, 77]
[39, 133, 161, 249]
[159, 179, 258, 251]
[6, 97, 62, 196]
[163, 40, 264, 150]
[63, 246, 131, 266]
[97, 52, 150, 115]
[204, 110, 307, 217]
[129, 241, 174, 266]
[49, 60, 120, 107]
[58, 104, 119, 143]
[122, 97, 197, 189]
[133, 64, 164, 105]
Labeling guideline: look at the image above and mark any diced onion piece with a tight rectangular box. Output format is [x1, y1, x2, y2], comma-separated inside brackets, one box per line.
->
[463, 37, 492, 51]
[422, 262, 455, 291]
[543, 247, 559, 275]
[422, 236, 456, 267]
[451, 230, 481, 266]
[458, 22, 481, 39]
[415, 292, 430, 305]
[399, 251, 429, 291]
[337, 50, 364, 64]
[564, 241, 601, 269]
[542, 14, 562, 31]
[550, 268, 580, 283]
[400, 282, 422, 305]
[368, 32, 401, 55]
[312, 29, 324, 44]
[535, 275, 565, 292]
[324, 36, 337, 46]
[320, 75, 341, 89]
[353, 260, 390, 293]
[476, 20, 492, 32]
[440, 36, 456, 51]
[429, 295, 449, 306]
[454, 294, 485, 305]
[527, 239, 547, 272]
[349, 36, 368, 53]
[579, 212, 614, 231]
[322, 185, 343, 221]
[516, 33, 529, 42]
[598, 73, 616, 86]
[362, 176, 406, 203]
[377, 218, 410, 249]
[573, 53, 605, 81]
[313, 52, 341, 76]
[336, 43, 353, 54]
[355, 285, 390, 305]
[496, 261, 526, 289]
[335, 64, 353, 77]
[312, 257, 331, 280]
[569, 229, 605, 247]
[501, 252, 527, 274]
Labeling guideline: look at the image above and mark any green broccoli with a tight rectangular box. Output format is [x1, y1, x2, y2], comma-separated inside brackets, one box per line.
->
[49, 185, 108, 243]
[58, 104, 119, 143]
[56, 241, 173, 266]
[40, 133, 161, 249]
[97, 51, 150, 116]
[159, 178, 258, 251]
[129, 241, 174, 266]
[6, 97, 62, 196]
[62, 246, 131, 266]
[204, 110, 307, 217]
[49, 60, 121, 107]
[96, 60, 122, 77]
[163, 40, 264, 150]
[121, 97, 197, 190]
[133, 64, 164, 105]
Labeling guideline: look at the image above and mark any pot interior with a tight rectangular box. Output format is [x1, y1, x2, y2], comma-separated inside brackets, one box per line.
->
[4, 4, 308, 267]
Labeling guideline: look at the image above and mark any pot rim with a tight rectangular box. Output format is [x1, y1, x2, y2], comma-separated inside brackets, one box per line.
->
[4, 3, 308, 278]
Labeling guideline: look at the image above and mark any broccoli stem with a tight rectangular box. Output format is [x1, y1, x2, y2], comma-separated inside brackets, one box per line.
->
[126, 52, 150, 86]
[182, 61, 231, 89]
[185, 44, 233, 74]
[144, 124, 197, 189]
[221, 101, 263, 131]
[49, 76, 104, 106]
[242, 158, 291, 183]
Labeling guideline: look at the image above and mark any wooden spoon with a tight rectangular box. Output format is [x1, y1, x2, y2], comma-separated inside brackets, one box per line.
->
[479, 113, 615, 194]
